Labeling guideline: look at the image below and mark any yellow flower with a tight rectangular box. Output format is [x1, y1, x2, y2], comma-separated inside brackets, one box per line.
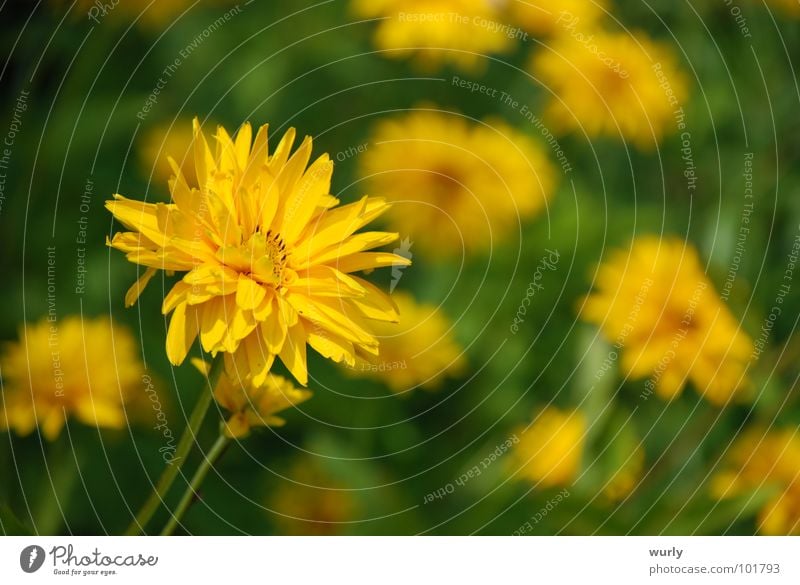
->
[268, 457, 357, 535]
[509, 0, 607, 37]
[711, 428, 800, 535]
[351, 0, 515, 71]
[139, 120, 198, 188]
[511, 407, 585, 488]
[359, 109, 555, 256]
[581, 237, 753, 405]
[107, 119, 410, 387]
[345, 292, 466, 392]
[192, 359, 311, 438]
[531, 31, 688, 148]
[0, 316, 146, 440]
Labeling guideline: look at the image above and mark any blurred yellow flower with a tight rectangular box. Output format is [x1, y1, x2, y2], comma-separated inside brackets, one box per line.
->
[139, 121, 197, 187]
[107, 118, 410, 387]
[345, 292, 466, 392]
[511, 407, 585, 488]
[581, 237, 753, 405]
[360, 109, 555, 256]
[509, 0, 606, 37]
[712, 428, 800, 535]
[0, 316, 145, 440]
[268, 457, 357, 535]
[531, 31, 688, 148]
[351, 0, 515, 71]
[193, 358, 311, 438]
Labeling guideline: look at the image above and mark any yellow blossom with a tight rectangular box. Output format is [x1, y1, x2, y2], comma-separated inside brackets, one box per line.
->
[351, 0, 514, 71]
[581, 237, 753, 405]
[345, 292, 466, 392]
[193, 358, 311, 438]
[0, 316, 146, 440]
[268, 457, 357, 535]
[511, 407, 585, 488]
[107, 118, 410, 387]
[531, 31, 688, 148]
[509, 0, 607, 37]
[360, 109, 555, 256]
[711, 428, 800, 535]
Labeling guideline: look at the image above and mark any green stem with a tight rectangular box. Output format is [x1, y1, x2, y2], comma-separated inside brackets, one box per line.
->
[124, 356, 224, 536]
[161, 433, 230, 536]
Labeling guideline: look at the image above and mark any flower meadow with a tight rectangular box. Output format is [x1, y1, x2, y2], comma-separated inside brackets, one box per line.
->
[1, 0, 800, 537]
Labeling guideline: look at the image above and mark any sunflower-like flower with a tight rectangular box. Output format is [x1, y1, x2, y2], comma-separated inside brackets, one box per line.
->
[531, 31, 688, 148]
[510, 407, 585, 488]
[581, 237, 753, 405]
[268, 457, 357, 535]
[351, 0, 515, 71]
[711, 428, 800, 535]
[0, 316, 146, 440]
[359, 110, 555, 256]
[193, 359, 311, 438]
[107, 119, 409, 387]
[508, 0, 607, 37]
[345, 292, 466, 392]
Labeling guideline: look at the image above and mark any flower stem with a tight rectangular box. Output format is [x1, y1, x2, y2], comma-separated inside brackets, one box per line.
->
[160, 433, 230, 536]
[124, 356, 224, 536]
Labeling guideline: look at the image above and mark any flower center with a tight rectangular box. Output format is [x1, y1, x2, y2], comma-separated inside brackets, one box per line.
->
[217, 229, 290, 286]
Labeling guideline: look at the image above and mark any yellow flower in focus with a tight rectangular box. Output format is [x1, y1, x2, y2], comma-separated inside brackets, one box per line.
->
[139, 121, 197, 187]
[107, 118, 410, 387]
[711, 428, 800, 535]
[351, 0, 515, 71]
[193, 358, 311, 438]
[360, 110, 555, 256]
[0, 316, 145, 440]
[509, 0, 606, 37]
[511, 407, 585, 488]
[581, 237, 753, 405]
[345, 292, 466, 392]
[268, 457, 357, 535]
[531, 31, 688, 148]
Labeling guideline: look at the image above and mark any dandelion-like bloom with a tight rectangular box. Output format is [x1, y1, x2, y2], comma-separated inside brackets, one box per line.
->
[581, 237, 753, 405]
[345, 292, 466, 392]
[509, 0, 606, 37]
[0, 316, 145, 440]
[107, 119, 409, 387]
[360, 110, 555, 256]
[268, 457, 356, 535]
[139, 121, 197, 187]
[712, 428, 800, 535]
[511, 407, 585, 488]
[351, 0, 514, 71]
[193, 359, 311, 438]
[531, 31, 688, 148]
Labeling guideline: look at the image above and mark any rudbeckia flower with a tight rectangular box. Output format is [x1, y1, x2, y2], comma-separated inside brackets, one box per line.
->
[581, 237, 753, 405]
[0, 316, 146, 440]
[107, 119, 409, 387]
[509, 0, 607, 37]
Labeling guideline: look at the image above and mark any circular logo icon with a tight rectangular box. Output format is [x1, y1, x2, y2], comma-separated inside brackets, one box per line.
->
[19, 545, 45, 573]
